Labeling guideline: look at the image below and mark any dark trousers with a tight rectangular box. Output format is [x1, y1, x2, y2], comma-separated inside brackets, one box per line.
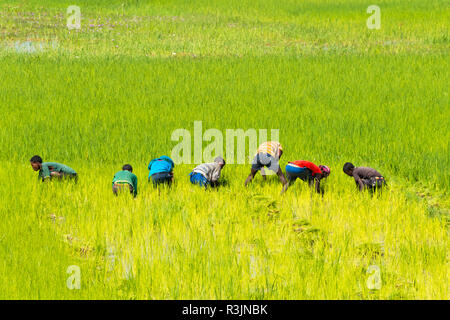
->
[285, 165, 313, 183]
[362, 177, 386, 192]
[150, 172, 173, 187]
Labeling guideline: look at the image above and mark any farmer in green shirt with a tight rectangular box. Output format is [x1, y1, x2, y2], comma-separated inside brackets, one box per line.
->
[112, 164, 138, 197]
[30, 155, 77, 182]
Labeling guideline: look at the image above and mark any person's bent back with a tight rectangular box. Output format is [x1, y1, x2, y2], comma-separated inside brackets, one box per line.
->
[283, 160, 330, 194]
[112, 164, 138, 197]
[148, 155, 174, 187]
[343, 162, 386, 192]
[245, 141, 287, 187]
[30, 155, 77, 182]
[190, 157, 225, 188]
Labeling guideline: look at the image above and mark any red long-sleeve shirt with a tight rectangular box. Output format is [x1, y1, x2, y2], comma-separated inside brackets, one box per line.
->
[288, 160, 322, 176]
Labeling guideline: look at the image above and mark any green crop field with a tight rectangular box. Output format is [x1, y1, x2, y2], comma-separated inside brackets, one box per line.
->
[0, 0, 448, 300]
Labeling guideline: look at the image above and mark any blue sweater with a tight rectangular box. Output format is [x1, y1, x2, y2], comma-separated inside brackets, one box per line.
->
[148, 156, 174, 177]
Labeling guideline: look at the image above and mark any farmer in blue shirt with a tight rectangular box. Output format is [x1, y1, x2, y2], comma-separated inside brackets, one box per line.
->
[148, 155, 174, 187]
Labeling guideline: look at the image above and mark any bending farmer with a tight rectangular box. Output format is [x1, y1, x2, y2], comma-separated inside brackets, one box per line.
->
[189, 157, 226, 188]
[30, 155, 77, 182]
[148, 155, 174, 187]
[112, 164, 138, 197]
[343, 162, 386, 192]
[245, 141, 287, 188]
[283, 160, 330, 194]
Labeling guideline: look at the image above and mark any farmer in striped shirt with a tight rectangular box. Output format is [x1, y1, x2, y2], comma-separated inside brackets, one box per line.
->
[244, 141, 288, 187]
[189, 156, 226, 188]
[112, 164, 138, 197]
[282, 160, 330, 194]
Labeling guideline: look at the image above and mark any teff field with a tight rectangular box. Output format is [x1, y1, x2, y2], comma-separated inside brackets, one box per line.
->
[0, 0, 448, 299]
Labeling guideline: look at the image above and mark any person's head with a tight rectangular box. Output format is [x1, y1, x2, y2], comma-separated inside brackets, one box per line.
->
[214, 156, 226, 168]
[319, 165, 330, 178]
[278, 148, 283, 159]
[30, 155, 43, 171]
[122, 164, 133, 172]
[343, 162, 355, 176]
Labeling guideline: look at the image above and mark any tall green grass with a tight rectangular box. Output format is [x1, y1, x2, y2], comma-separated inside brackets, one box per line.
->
[0, 0, 448, 299]
[1, 54, 448, 190]
[0, 162, 447, 299]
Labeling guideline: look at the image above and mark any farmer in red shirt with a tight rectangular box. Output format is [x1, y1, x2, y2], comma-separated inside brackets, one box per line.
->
[281, 160, 330, 194]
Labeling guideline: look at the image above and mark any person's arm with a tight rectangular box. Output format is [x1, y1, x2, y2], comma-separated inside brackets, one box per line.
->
[276, 167, 288, 186]
[169, 159, 175, 177]
[314, 175, 323, 194]
[133, 175, 138, 197]
[353, 172, 364, 191]
[281, 181, 290, 194]
[41, 165, 51, 181]
[245, 169, 257, 186]
[210, 166, 221, 185]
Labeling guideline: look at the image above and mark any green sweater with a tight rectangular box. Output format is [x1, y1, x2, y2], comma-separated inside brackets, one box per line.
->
[112, 170, 138, 196]
[39, 162, 77, 181]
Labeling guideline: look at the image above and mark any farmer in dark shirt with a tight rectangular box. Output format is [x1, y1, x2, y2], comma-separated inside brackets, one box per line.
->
[343, 162, 386, 192]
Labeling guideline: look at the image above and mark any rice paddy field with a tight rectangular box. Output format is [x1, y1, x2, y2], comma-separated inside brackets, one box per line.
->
[0, 0, 449, 300]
